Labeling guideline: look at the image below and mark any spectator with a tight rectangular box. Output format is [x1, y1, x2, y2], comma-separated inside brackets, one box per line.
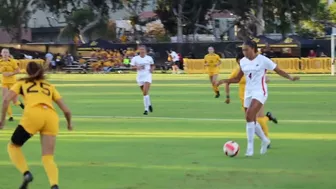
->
[308, 50, 317, 58]
[45, 52, 53, 67]
[320, 52, 327, 57]
[169, 49, 180, 74]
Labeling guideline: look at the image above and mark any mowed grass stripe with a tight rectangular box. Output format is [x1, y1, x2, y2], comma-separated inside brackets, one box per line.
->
[0, 161, 332, 175]
[0, 131, 335, 140]
[53, 83, 336, 87]
[9, 114, 336, 124]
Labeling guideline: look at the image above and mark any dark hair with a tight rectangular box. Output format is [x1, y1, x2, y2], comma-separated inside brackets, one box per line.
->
[236, 53, 244, 62]
[138, 45, 147, 50]
[243, 40, 258, 53]
[20, 61, 45, 82]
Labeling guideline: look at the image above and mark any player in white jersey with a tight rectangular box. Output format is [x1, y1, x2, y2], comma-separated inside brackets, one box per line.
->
[130, 45, 155, 115]
[218, 40, 299, 157]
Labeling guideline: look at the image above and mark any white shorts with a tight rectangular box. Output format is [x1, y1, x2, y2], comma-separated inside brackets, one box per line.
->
[244, 93, 268, 108]
[137, 74, 152, 86]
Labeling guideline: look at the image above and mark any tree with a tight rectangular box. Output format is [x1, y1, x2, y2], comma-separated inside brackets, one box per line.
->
[33, 0, 123, 42]
[120, 0, 150, 41]
[0, 0, 33, 42]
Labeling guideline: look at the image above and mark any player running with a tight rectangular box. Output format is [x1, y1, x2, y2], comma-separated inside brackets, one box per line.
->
[218, 40, 299, 156]
[0, 61, 72, 189]
[204, 46, 221, 98]
[0, 48, 25, 121]
[130, 45, 155, 115]
[219, 53, 278, 147]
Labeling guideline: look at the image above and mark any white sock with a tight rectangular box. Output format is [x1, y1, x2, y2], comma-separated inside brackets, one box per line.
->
[246, 122, 255, 153]
[145, 95, 151, 106]
[255, 122, 269, 142]
[143, 96, 149, 111]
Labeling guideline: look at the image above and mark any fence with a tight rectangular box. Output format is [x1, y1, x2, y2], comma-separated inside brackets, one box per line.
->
[17, 59, 45, 73]
[183, 58, 332, 74]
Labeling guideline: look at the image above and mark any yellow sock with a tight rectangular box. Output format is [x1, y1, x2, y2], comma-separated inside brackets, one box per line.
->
[257, 116, 269, 137]
[212, 85, 219, 93]
[42, 155, 59, 186]
[7, 143, 29, 174]
[7, 105, 13, 117]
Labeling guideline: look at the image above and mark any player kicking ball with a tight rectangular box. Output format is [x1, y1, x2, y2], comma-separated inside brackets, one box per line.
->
[219, 40, 299, 156]
[130, 45, 155, 115]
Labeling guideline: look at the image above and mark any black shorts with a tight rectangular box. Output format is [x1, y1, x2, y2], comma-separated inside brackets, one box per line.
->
[173, 61, 180, 65]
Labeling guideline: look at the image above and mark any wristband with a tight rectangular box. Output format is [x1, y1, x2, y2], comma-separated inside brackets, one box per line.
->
[226, 95, 230, 98]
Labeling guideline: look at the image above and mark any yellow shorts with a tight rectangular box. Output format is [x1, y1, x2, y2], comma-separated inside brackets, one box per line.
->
[2, 83, 14, 89]
[207, 71, 219, 76]
[20, 105, 59, 136]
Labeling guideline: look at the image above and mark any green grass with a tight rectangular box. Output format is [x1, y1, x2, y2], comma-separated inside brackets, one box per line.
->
[0, 74, 336, 189]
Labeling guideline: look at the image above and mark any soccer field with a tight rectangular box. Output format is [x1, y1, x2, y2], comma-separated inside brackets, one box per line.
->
[0, 74, 336, 189]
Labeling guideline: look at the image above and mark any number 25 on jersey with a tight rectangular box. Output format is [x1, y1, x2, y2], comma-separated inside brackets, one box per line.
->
[26, 82, 51, 96]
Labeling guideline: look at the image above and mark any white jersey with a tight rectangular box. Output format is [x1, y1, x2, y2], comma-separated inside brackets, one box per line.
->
[130, 55, 154, 77]
[240, 54, 277, 96]
[170, 51, 179, 62]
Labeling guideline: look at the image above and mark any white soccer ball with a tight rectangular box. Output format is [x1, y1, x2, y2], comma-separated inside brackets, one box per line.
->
[223, 141, 240, 157]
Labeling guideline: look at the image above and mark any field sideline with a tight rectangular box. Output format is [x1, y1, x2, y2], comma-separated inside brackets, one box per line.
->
[0, 74, 335, 189]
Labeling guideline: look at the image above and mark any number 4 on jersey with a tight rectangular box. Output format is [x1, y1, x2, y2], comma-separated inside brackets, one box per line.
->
[248, 73, 252, 79]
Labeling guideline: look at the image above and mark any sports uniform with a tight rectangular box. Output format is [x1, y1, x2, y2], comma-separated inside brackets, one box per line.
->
[130, 55, 154, 86]
[240, 54, 276, 156]
[0, 58, 19, 89]
[10, 80, 62, 136]
[240, 54, 276, 107]
[204, 53, 221, 76]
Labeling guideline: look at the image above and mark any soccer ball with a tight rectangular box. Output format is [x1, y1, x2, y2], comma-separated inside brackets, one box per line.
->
[223, 141, 240, 157]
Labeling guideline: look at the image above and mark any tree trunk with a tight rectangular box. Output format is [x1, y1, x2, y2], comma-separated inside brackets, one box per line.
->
[176, 0, 184, 43]
[256, 0, 264, 36]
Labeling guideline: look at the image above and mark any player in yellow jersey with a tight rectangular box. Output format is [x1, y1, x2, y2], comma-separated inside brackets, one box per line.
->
[204, 46, 221, 98]
[218, 53, 278, 148]
[0, 62, 72, 189]
[0, 48, 25, 121]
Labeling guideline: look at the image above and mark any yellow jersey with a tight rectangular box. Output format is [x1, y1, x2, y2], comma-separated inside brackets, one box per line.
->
[204, 53, 221, 71]
[11, 80, 62, 111]
[0, 59, 19, 84]
[228, 67, 246, 99]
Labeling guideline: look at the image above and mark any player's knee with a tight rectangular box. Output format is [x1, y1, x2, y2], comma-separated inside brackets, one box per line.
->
[245, 111, 256, 122]
[10, 125, 31, 147]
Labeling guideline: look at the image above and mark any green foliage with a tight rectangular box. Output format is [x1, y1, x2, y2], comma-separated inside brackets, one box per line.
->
[0, 0, 33, 42]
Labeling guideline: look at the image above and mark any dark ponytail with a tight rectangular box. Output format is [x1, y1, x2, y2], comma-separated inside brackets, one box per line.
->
[243, 40, 258, 53]
[20, 61, 45, 82]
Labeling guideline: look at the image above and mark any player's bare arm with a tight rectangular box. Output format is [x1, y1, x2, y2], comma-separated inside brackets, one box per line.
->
[2, 67, 20, 77]
[150, 64, 155, 73]
[0, 90, 17, 128]
[265, 76, 270, 83]
[273, 66, 300, 81]
[225, 83, 231, 104]
[55, 99, 73, 131]
[217, 69, 244, 86]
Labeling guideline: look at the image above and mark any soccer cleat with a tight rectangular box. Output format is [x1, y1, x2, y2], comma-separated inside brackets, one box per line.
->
[260, 139, 271, 155]
[267, 144, 271, 149]
[19, 102, 25, 109]
[19, 171, 33, 189]
[266, 112, 278, 124]
[143, 111, 148, 115]
[245, 148, 253, 157]
[215, 91, 220, 98]
[51, 185, 59, 189]
[149, 105, 153, 112]
[8, 117, 14, 122]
